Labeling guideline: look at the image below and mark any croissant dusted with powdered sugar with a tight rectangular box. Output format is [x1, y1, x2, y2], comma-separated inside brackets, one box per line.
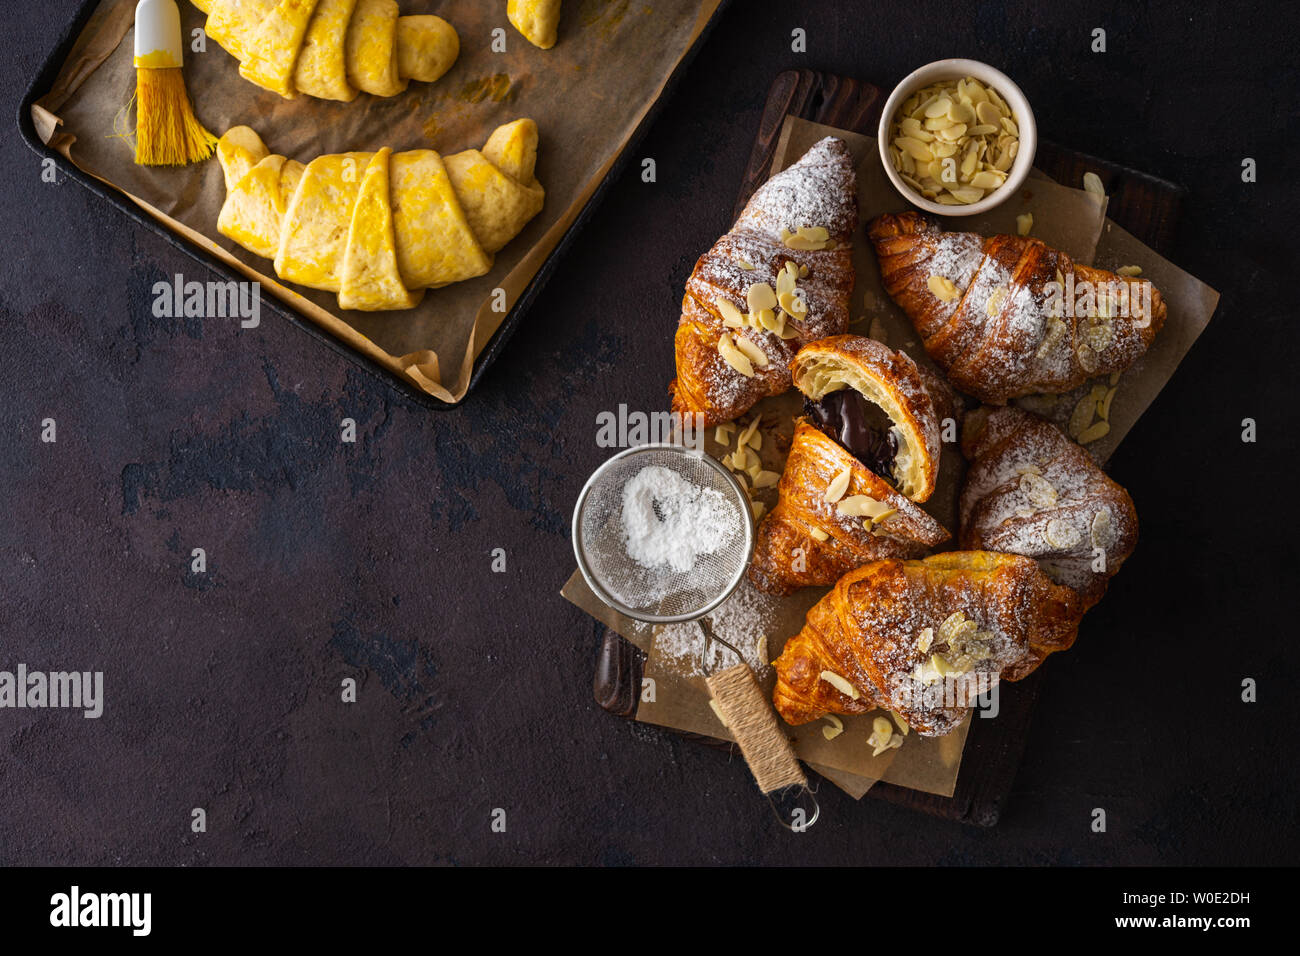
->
[772, 552, 1084, 735]
[748, 336, 950, 596]
[960, 406, 1137, 611]
[867, 212, 1166, 404]
[670, 137, 858, 427]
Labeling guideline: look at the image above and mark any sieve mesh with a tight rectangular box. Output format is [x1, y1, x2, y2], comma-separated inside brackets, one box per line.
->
[573, 444, 755, 623]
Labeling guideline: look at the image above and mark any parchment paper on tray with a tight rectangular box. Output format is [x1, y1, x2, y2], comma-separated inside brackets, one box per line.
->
[32, 0, 722, 402]
[563, 115, 1219, 803]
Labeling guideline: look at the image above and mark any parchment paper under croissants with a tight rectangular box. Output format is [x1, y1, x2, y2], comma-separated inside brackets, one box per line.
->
[673, 139, 1170, 738]
[215, 119, 544, 311]
[190, 0, 460, 100]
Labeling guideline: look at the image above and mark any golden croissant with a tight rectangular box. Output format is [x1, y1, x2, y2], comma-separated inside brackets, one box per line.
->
[772, 552, 1084, 735]
[216, 119, 544, 311]
[868, 212, 1166, 404]
[960, 405, 1137, 610]
[191, 0, 459, 100]
[748, 336, 951, 595]
[670, 137, 858, 427]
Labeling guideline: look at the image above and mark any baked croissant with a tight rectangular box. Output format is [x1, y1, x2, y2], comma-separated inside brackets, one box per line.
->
[749, 336, 950, 595]
[191, 0, 459, 100]
[509, 0, 561, 49]
[868, 212, 1167, 404]
[772, 551, 1084, 735]
[960, 405, 1137, 611]
[216, 119, 544, 311]
[670, 137, 858, 427]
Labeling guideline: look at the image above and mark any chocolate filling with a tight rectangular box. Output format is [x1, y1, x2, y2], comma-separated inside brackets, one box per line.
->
[804, 390, 899, 484]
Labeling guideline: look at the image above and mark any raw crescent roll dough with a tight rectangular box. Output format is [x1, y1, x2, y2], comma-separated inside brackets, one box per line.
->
[239, 0, 321, 98]
[345, 0, 405, 97]
[275, 151, 374, 291]
[341, 149, 424, 311]
[216, 120, 545, 311]
[508, 0, 561, 50]
[294, 0, 359, 101]
[192, 0, 458, 100]
[387, 149, 488, 290]
[395, 15, 460, 83]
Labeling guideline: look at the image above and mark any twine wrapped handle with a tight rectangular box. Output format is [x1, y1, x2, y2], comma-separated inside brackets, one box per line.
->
[706, 663, 807, 794]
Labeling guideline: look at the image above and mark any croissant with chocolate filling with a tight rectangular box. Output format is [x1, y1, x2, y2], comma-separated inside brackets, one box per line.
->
[772, 551, 1084, 735]
[868, 212, 1166, 404]
[670, 137, 858, 427]
[191, 0, 459, 100]
[748, 336, 950, 596]
[960, 405, 1138, 612]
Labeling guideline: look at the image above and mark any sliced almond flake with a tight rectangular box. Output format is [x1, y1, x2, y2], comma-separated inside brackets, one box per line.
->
[986, 285, 1007, 316]
[1078, 420, 1110, 444]
[717, 333, 754, 378]
[746, 283, 777, 313]
[837, 493, 883, 517]
[1099, 386, 1118, 421]
[824, 467, 852, 503]
[738, 260, 755, 271]
[736, 417, 760, 448]
[1045, 517, 1082, 550]
[927, 274, 959, 303]
[868, 716, 894, 754]
[733, 335, 769, 368]
[937, 611, 969, 645]
[750, 499, 766, 522]
[1020, 471, 1059, 508]
[752, 470, 780, 489]
[1116, 265, 1142, 277]
[1082, 171, 1106, 196]
[1068, 392, 1097, 438]
[1091, 508, 1116, 549]
[716, 297, 745, 328]
[1016, 212, 1034, 236]
[819, 670, 860, 700]
[809, 527, 829, 542]
[821, 715, 844, 740]
[917, 627, 934, 653]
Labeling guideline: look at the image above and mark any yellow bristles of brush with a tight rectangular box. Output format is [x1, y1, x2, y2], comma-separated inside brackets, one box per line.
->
[135, 65, 217, 167]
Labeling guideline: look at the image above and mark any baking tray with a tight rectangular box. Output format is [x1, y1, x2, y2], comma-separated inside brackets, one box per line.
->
[17, 0, 731, 409]
[594, 68, 1186, 827]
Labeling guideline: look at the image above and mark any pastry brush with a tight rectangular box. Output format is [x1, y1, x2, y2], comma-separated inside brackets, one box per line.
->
[133, 0, 217, 166]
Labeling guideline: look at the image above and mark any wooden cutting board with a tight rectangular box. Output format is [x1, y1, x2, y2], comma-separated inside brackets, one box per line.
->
[593, 69, 1185, 826]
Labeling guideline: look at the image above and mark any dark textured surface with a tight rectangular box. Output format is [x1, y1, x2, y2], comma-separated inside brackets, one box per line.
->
[2, 0, 1297, 866]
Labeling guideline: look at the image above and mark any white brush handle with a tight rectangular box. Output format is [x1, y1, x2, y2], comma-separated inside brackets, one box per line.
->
[135, 0, 184, 69]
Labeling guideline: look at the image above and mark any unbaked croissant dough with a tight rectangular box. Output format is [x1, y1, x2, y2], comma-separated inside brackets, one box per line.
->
[508, 0, 561, 49]
[190, 0, 459, 100]
[216, 119, 545, 311]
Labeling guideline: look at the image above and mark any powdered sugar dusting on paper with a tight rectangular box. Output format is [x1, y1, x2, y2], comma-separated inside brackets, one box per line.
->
[652, 581, 782, 677]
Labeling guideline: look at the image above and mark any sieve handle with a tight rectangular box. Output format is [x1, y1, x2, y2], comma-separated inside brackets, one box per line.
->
[706, 663, 807, 796]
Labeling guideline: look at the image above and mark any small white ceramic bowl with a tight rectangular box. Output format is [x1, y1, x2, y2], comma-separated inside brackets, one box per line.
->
[877, 58, 1036, 217]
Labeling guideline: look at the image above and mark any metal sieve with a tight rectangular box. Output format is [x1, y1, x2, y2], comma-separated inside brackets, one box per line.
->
[572, 443, 755, 625]
[572, 442, 819, 828]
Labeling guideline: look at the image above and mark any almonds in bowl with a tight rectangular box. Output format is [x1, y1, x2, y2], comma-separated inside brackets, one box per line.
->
[877, 59, 1037, 217]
